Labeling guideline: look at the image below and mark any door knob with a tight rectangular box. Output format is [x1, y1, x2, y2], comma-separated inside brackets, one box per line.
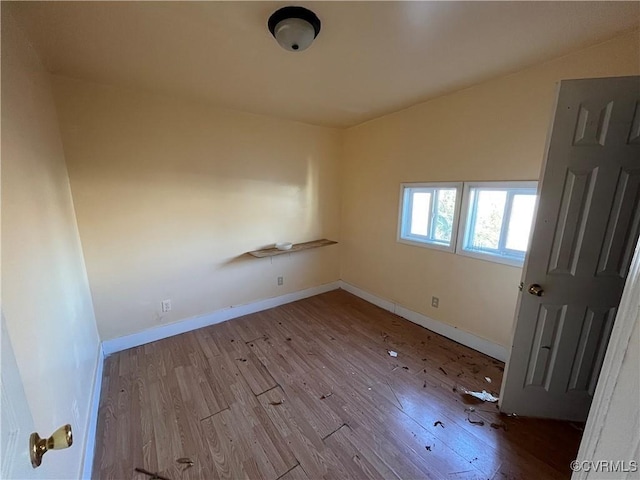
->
[528, 284, 544, 296]
[30, 424, 73, 468]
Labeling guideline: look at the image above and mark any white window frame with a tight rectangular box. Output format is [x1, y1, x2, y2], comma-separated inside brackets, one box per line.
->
[397, 182, 463, 253]
[456, 181, 538, 267]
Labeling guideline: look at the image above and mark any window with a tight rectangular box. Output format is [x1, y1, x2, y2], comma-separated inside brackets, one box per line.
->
[457, 182, 537, 266]
[398, 182, 462, 252]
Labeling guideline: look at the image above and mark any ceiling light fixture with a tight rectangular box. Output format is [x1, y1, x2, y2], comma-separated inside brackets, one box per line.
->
[268, 6, 321, 52]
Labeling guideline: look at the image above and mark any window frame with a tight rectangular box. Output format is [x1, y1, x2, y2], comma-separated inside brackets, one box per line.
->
[397, 182, 463, 253]
[456, 181, 538, 267]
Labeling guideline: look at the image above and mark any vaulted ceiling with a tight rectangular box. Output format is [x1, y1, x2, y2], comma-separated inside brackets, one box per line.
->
[7, 1, 639, 127]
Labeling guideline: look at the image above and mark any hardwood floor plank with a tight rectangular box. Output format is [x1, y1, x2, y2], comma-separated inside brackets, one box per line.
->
[93, 290, 582, 480]
[323, 425, 402, 480]
[257, 386, 345, 479]
[202, 408, 251, 479]
[276, 464, 308, 480]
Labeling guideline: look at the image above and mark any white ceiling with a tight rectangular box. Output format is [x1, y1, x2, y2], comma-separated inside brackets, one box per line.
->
[7, 1, 639, 128]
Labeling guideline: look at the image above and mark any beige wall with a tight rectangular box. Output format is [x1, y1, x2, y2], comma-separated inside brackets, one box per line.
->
[51, 77, 342, 341]
[340, 30, 640, 348]
[1, 12, 100, 478]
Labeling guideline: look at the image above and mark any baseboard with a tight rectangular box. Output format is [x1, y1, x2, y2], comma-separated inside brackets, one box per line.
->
[100, 278, 506, 361]
[81, 343, 104, 479]
[339, 280, 508, 362]
[102, 281, 341, 355]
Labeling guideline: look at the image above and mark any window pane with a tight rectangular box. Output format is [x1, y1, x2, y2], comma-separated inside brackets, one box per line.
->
[506, 194, 536, 251]
[469, 190, 506, 250]
[434, 189, 456, 242]
[410, 191, 431, 236]
[399, 183, 461, 251]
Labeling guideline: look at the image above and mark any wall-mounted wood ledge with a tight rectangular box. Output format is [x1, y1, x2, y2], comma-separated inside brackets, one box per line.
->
[248, 239, 337, 258]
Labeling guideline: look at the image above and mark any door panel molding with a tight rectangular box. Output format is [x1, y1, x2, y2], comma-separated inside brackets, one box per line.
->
[567, 306, 616, 394]
[525, 304, 567, 390]
[628, 101, 640, 144]
[572, 101, 614, 146]
[548, 168, 597, 276]
[596, 168, 640, 278]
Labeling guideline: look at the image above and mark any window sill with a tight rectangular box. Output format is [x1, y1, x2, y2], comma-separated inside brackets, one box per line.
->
[397, 237, 455, 253]
[456, 248, 525, 267]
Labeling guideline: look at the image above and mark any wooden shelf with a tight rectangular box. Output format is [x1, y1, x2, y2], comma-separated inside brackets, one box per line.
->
[248, 239, 337, 258]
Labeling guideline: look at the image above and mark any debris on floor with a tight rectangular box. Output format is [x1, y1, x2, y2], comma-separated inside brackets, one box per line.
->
[466, 411, 485, 426]
[433, 420, 444, 428]
[320, 392, 333, 399]
[485, 376, 492, 383]
[402, 366, 409, 370]
[176, 457, 194, 471]
[458, 387, 499, 403]
[388, 350, 398, 357]
[490, 422, 508, 431]
[269, 400, 284, 406]
[135, 467, 171, 480]
[423, 381, 427, 388]
[439, 367, 448, 376]
[425, 445, 432, 451]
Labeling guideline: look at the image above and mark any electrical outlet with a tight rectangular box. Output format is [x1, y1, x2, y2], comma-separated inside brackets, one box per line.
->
[431, 296, 439, 308]
[161, 299, 172, 313]
[277, 276, 284, 286]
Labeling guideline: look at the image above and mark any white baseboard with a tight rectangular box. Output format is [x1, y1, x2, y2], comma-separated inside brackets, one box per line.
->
[81, 344, 104, 479]
[100, 278, 505, 361]
[339, 280, 507, 362]
[102, 281, 341, 355]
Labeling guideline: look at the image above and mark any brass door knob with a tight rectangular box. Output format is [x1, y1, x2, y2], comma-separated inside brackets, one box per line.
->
[528, 284, 544, 296]
[30, 424, 73, 468]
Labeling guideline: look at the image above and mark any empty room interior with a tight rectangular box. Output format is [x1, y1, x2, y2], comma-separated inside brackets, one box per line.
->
[2, 2, 640, 479]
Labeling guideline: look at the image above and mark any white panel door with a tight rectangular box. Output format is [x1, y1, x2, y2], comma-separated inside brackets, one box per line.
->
[1, 314, 38, 479]
[501, 76, 640, 421]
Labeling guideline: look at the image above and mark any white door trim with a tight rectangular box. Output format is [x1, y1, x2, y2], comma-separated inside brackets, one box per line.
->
[573, 240, 640, 479]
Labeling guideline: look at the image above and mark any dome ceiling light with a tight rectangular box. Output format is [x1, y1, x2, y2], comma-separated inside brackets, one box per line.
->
[268, 6, 321, 52]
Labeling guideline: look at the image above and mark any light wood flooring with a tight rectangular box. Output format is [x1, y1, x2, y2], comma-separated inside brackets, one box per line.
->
[93, 290, 582, 479]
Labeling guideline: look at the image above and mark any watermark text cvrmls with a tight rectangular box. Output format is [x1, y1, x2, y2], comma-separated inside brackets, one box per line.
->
[570, 460, 638, 473]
